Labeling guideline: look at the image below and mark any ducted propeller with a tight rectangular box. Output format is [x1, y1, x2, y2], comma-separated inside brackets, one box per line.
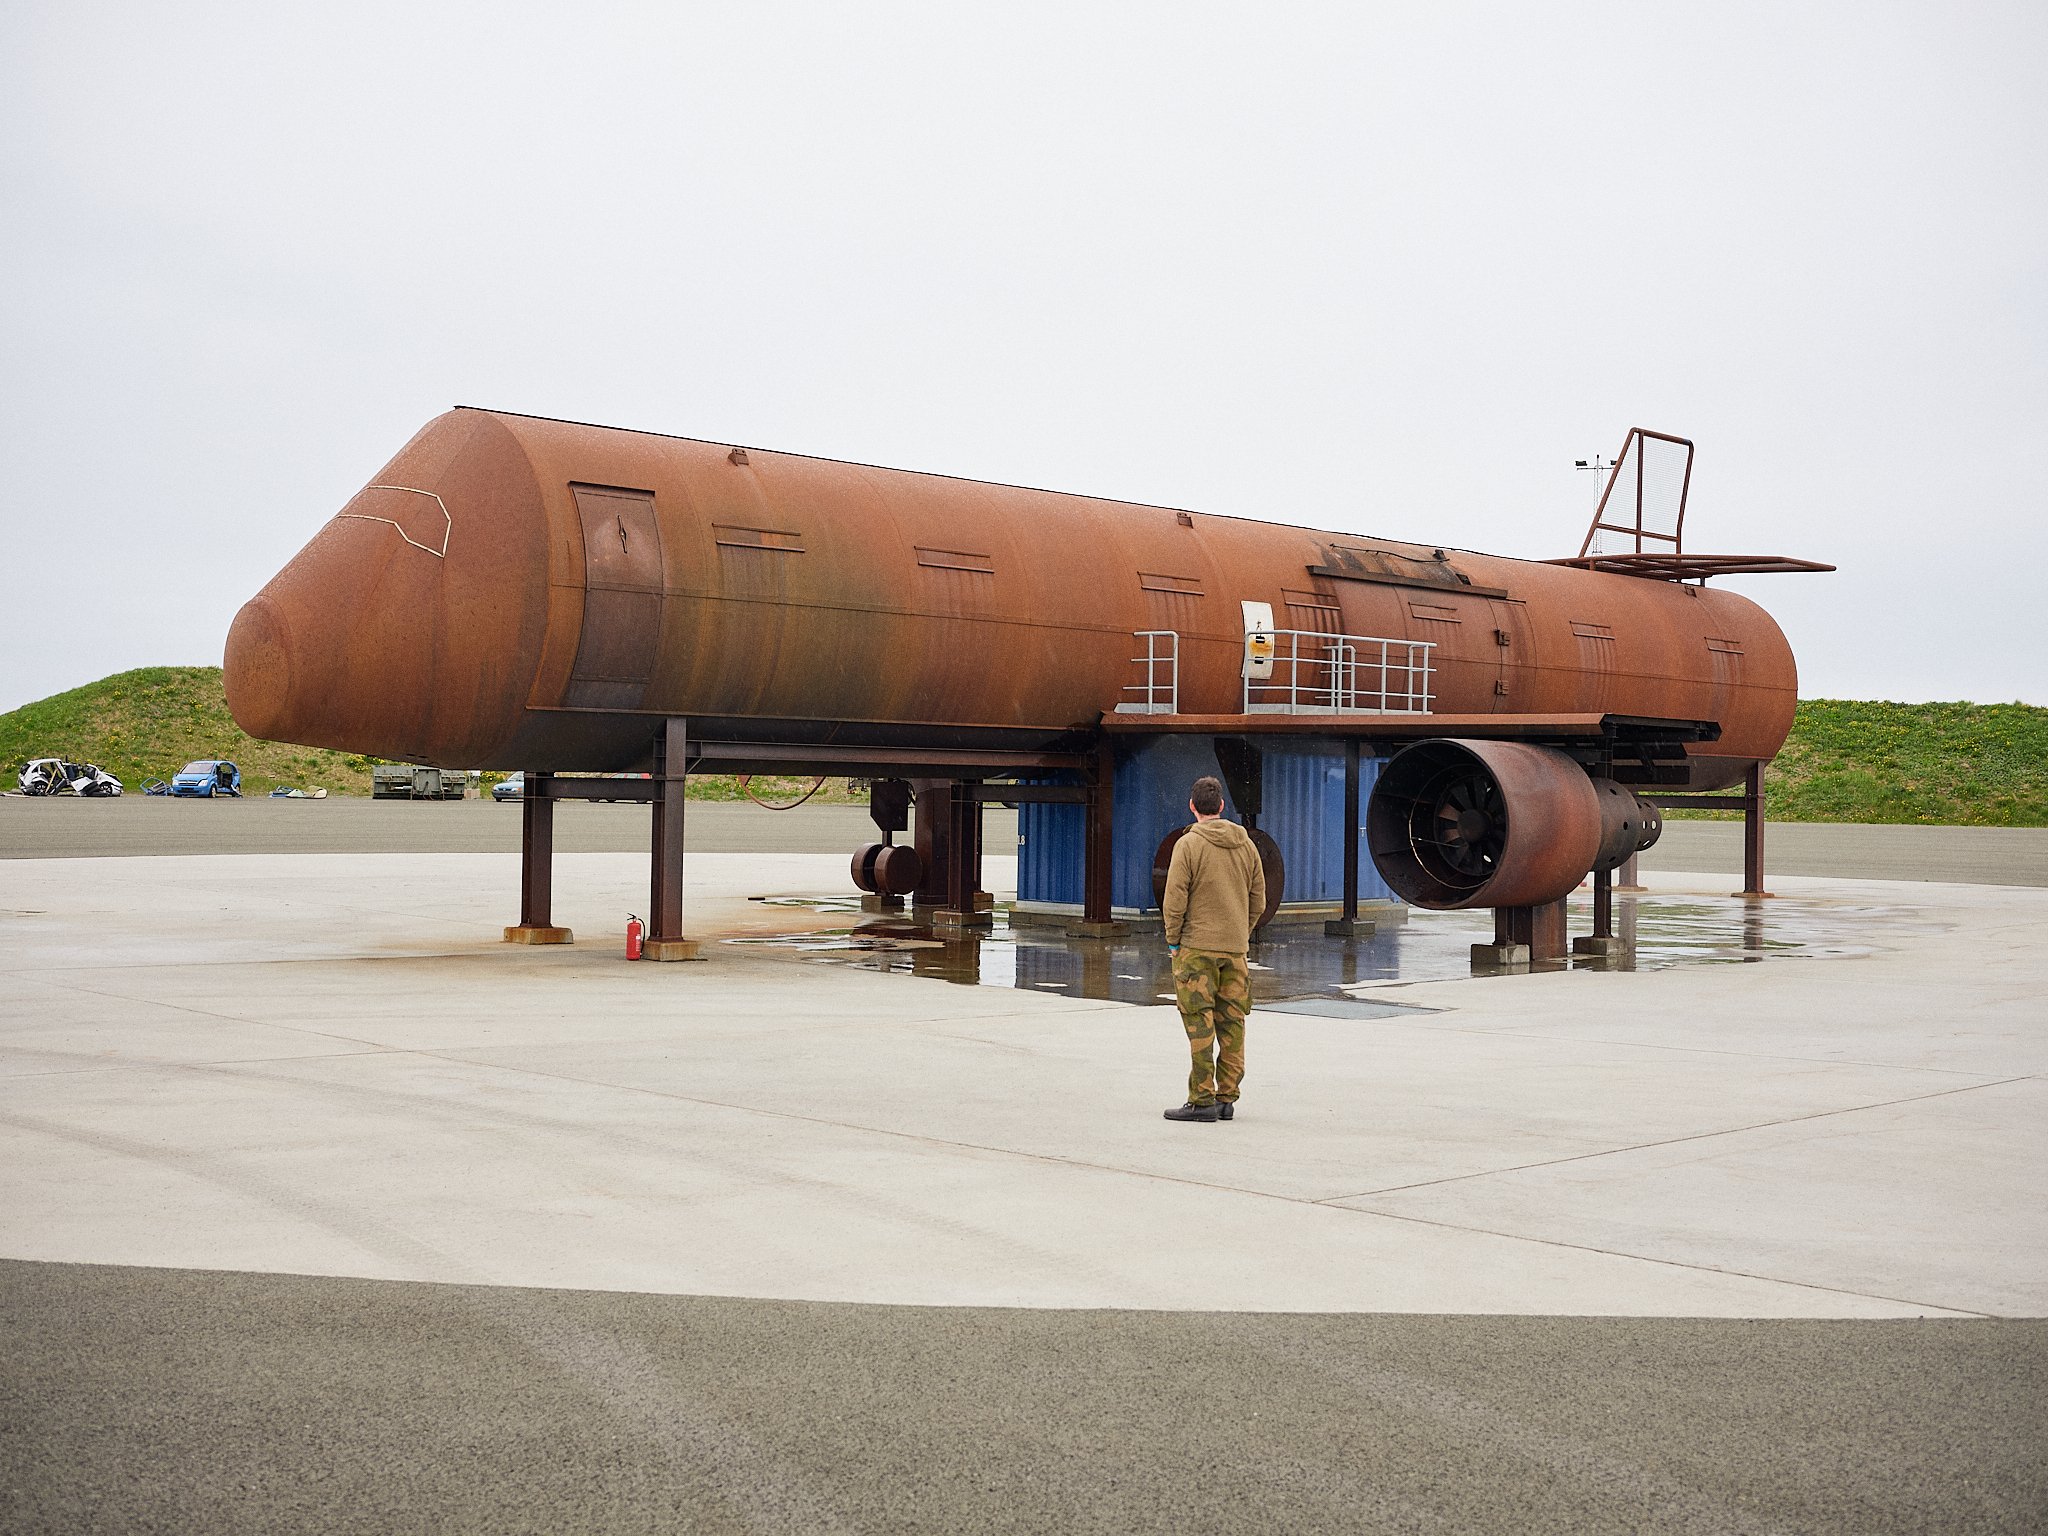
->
[1367, 739, 1659, 910]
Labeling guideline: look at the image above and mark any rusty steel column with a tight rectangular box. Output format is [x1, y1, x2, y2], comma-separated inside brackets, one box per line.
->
[505, 772, 571, 945]
[645, 719, 701, 960]
[1475, 899, 1568, 968]
[911, 781, 953, 907]
[932, 782, 993, 931]
[1326, 738, 1372, 938]
[1071, 737, 1124, 937]
[1740, 761, 1769, 898]
[1573, 866, 1626, 957]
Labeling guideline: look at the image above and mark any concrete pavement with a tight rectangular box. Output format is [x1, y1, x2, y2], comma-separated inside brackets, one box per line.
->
[4, 850, 2042, 1315]
[4, 825, 2046, 1530]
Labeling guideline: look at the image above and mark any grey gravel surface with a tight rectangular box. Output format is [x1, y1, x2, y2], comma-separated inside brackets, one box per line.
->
[0, 798, 1007, 859]
[4, 1260, 2044, 1536]
[5, 796, 2046, 886]
[1643, 820, 2048, 887]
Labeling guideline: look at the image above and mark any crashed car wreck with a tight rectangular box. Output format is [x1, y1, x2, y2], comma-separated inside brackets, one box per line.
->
[17, 758, 124, 796]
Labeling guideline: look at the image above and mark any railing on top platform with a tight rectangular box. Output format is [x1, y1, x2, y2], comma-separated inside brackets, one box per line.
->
[1114, 630, 1180, 714]
[1244, 629, 1435, 715]
[1114, 628, 1434, 716]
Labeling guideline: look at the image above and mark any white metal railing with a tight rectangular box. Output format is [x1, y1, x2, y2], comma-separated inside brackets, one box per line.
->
[1243, 629, 1435, 714]
[1115, 630, 1180, 714]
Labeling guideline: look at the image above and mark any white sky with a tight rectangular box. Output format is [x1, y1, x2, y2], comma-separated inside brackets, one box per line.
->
[3, 2, 2042, 713]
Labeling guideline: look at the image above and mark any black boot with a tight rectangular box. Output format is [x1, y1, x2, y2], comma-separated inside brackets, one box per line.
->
[1164, 1101, 1221, 1122]
[1217, 1102, 1235, 1121]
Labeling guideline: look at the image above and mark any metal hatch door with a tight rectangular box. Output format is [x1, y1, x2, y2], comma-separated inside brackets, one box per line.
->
[566, 483, 665, 710]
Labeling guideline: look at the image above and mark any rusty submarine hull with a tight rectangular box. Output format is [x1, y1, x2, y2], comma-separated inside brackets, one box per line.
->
[225, 407, 1797, 791]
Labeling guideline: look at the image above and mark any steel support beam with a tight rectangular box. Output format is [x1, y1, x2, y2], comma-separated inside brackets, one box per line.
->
[1072, 737, 1123, 936]
[645, 719, 701, 960]
[1741, 760, 1769, 898]
[1325, 737, 1372, 938]
[928, 781, 992, 931]
[688, 741, 1089, 777]
[1572, 865, 1627, 957]
[505, 772, 571, 945]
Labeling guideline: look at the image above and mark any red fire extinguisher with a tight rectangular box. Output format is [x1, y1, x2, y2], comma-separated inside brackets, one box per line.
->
[625, 914, 644, 961]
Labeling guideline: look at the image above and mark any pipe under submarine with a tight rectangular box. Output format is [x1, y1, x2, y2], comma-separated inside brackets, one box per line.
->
[225, 408, 1805, 912]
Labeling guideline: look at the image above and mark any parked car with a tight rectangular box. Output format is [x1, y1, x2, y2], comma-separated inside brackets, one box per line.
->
[371, 764, 472, 799]
[170, 760, 242, 797]
[17, 758, 123, 796]
[491, 771, 525, 802]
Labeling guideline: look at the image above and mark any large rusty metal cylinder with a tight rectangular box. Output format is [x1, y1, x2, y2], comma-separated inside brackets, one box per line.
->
[1365, 739, 1660, 910]
[225, 408, 1799, 788]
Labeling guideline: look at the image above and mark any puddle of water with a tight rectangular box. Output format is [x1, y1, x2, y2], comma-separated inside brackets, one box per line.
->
[1257, 997, 1443, 1020]
[721, 893, 1946, 1006]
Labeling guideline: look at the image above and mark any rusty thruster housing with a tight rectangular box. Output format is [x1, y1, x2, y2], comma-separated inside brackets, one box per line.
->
[1366, 739, 1662, 910]
[851, 842, 923, 898]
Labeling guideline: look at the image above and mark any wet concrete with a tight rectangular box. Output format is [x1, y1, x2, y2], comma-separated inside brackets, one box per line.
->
[5, 828, 2041, 1534]
[723, 890, 1950, 1006]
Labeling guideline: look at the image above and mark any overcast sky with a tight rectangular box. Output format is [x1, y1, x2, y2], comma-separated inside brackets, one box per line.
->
[3, 2, 2042, 714]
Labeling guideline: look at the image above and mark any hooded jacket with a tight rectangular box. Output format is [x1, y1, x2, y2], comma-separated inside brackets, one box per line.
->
[1162, 817, 1267, 956]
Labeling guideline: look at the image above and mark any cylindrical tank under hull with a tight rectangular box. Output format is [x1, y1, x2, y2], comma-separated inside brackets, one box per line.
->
[225, 408, 1797, 786]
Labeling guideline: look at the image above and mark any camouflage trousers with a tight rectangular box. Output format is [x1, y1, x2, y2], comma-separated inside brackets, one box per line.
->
[1171, 947, 1250, 1106]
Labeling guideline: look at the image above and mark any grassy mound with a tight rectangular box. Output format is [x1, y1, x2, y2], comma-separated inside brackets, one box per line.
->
[0, 668, 856, 801]
[0, 667, 369, 797]
[1754, 699, 2048, 826]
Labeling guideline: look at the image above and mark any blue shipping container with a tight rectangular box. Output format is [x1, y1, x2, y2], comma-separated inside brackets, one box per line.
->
[1015, 736, 1395, 913]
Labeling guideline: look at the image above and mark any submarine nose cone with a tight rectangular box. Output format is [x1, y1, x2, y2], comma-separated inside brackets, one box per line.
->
[219, 409, 549, 765]
[224, 595, 294, 742]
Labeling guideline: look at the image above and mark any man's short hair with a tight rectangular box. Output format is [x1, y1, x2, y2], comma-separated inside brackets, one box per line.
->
[1191, 776, 1225, 816]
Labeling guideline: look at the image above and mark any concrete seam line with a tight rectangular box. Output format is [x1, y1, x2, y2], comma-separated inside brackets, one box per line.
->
[392, 1054, 1995, 1316]
[0, 1047, 403, 1082]
[0, 971, 396, 1052]
[1318, 1073, 2034, 1202]
[1302, 1201, 1994, 1318]
[1295, 1014, 2006, 1079]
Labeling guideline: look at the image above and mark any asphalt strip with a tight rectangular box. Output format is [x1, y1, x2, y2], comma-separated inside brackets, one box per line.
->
[5, 1258, 2045, 1536]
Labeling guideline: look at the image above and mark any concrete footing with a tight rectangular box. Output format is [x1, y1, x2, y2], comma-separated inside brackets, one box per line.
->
[642, 938, 704, 962]
[503, 925, 573, 945]
[1572, 934, 1629, 957]
[1324, 918, 1376, 938]
[1471, 942, 1531, 969]
[1064, 920, 1130, 939]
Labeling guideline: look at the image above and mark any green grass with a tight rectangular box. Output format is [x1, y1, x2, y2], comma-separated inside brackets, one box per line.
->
[1747, 698, 2048, 826]
[0, 667, 857, 801]
[6, 671, 2041, 821]
[0, 667, 373, 798]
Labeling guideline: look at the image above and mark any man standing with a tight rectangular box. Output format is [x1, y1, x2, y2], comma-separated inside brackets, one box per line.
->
[1160, 775, 1267, 1123]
